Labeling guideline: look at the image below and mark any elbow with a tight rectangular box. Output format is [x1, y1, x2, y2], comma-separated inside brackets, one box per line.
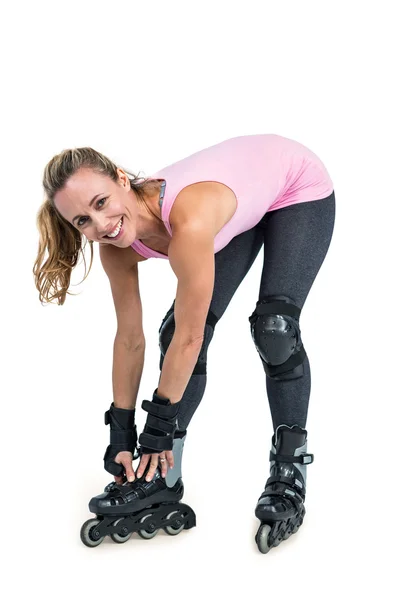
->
[175, 332, 204, 348]
[115, 334, 146, 352]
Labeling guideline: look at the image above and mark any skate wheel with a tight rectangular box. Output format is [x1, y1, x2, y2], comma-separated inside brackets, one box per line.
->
[137, 514, 159, 539]
[283, 527, 292, 540]
[164, 511, 185, 536]
[255, 524, 272, 554]
[110, 518, 133, 544]
[80, 518, 105, 548]
[292, 524, 300, 534]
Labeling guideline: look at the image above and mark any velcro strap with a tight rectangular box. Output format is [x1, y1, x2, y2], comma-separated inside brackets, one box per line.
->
[262, 479, 304, 501]
[141, 399, 179, 420]
[266, 475, 299, 486]
[138, 432, 174, 452]
[255, 301, 301, 319]
[146, 414, 176, 435]
[110, 429, 136, 446]
[261, 488, 303, 503]
[264, 346, 306, 377]
[270, 452, 314, 465]
[104, 405, 135, 429]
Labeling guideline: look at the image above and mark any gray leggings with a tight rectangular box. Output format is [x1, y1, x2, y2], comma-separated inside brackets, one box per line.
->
[159, 191, 336, 433]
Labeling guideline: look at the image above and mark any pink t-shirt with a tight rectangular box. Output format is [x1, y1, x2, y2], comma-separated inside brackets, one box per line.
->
[131, 134, 334, 260]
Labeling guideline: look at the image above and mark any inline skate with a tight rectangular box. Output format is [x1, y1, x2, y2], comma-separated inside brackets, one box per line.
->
[255, 424, 314, 554]
[80, 393, 196, 547]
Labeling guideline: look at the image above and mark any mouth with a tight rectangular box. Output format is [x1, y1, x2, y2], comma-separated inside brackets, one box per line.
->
[104, 216, 124, 241]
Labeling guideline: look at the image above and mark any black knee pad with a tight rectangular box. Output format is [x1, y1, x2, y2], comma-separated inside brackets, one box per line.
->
[158, 306, 175, 362]
[159, 305, 218, 374]
[248, 296, 306, 381]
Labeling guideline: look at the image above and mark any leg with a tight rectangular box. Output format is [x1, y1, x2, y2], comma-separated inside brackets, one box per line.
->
[249, 191, 336, 553]
[155, 227, 263, 493]
[251, 191, 336, 430]
[159, 226, 265, 433]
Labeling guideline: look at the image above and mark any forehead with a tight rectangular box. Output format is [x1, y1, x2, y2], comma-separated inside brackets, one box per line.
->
[62, 168, 110, 198]
[54, 168, 111, 220]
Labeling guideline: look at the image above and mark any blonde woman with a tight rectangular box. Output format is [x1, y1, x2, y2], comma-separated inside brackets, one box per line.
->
[34, 135, 335, 552]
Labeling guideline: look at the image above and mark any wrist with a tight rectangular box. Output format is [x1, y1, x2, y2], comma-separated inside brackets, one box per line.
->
[138, 390, 180, 453]
[155, 388, 180, 404]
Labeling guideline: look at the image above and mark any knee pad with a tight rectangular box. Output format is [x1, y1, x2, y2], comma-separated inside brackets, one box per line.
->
[159, 306, 218, 374]
[248, 296, 306, 381]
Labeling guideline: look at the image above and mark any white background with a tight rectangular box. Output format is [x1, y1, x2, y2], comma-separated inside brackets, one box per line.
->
[2, 0, 398, 598]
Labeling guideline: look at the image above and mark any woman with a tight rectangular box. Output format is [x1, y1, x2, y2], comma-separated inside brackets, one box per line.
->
[33, 134, 335, 552]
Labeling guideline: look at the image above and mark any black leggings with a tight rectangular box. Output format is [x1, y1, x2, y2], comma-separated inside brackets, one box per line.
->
[159, 191, 336, 433]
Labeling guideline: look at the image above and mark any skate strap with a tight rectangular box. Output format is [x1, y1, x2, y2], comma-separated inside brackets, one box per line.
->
[270, 452, 314, 465]
[267, 475, 301, 487]
[263, 478, 305, 501]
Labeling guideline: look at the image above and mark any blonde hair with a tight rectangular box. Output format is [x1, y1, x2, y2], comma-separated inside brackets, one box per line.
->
[33, 147, 161, 305]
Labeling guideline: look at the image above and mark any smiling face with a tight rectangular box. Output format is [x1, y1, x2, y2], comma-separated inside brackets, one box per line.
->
[53, 167, 139, 246]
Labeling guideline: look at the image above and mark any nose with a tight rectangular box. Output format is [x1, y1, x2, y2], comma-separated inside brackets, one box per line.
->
[94, 217, 113, 239]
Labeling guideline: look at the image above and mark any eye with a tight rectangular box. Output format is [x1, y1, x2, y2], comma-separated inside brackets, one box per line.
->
[77, 198, 107, 227]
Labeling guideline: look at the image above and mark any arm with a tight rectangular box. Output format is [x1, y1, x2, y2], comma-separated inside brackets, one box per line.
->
[136, 223, 215, 477]
[99, 245, 147, 480]
[99, 244, 147, 409]
[112, 337, 145, 409]
[157, 223, 215, 404]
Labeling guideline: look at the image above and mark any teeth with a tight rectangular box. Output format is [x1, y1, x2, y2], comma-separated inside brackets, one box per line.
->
[106, 218, 122, 238]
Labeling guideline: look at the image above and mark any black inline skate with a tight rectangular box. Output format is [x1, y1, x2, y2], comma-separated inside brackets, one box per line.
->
[80, 392, 196, 547]
[254, 424, 314, 554]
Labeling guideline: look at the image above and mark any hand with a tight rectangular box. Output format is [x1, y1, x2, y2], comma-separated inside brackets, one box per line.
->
[136, 450, 174, 481]
[113, 451, 136, 484]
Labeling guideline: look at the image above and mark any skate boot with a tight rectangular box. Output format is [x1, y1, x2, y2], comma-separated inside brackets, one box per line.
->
[255, 424, 314, 554]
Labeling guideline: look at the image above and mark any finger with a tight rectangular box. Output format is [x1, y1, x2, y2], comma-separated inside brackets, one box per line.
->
[123, 460, 135, 483]
[136, 453, 150, 478]
[146, 454, 160, 482]
[159, 453, 168, 478]
[113, 451, 134, 482]
[166, 450, 174, 469]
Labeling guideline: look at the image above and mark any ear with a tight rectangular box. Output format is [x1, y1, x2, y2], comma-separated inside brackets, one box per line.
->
[116, 167, 130, 189]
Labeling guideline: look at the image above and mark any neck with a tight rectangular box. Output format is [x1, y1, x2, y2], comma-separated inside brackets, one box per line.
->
[134, 184, 165, 241]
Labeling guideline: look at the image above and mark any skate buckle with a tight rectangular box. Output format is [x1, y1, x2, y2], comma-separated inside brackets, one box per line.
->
[302, 453, 314, 465]
[270, 452, 314, 464]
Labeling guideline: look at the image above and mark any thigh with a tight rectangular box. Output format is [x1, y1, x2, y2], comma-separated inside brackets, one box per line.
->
[161, 226, 264, 325]
[210, 227, 264, 319]
[257, 191, 336, 308]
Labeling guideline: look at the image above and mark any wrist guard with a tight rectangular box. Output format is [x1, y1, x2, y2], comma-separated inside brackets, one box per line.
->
[103, 403, 138, 476]
[138, 389, 179, 454]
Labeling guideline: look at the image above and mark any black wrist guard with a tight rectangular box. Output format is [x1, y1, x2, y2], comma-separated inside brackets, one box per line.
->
[138, 389, 179, 454]
[103, 403, 138, 476]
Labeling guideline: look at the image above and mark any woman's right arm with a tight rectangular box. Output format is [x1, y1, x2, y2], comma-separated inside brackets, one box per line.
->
[99, 244, 148, 410]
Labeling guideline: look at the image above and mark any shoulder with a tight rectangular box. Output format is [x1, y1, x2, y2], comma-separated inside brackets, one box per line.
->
[169, 181, 229, 235]
[99, 243, 148, 276]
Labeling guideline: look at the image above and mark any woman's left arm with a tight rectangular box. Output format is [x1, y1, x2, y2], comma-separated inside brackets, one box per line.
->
[157, 222, 216, 403]
[136, 223, 216, 480]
